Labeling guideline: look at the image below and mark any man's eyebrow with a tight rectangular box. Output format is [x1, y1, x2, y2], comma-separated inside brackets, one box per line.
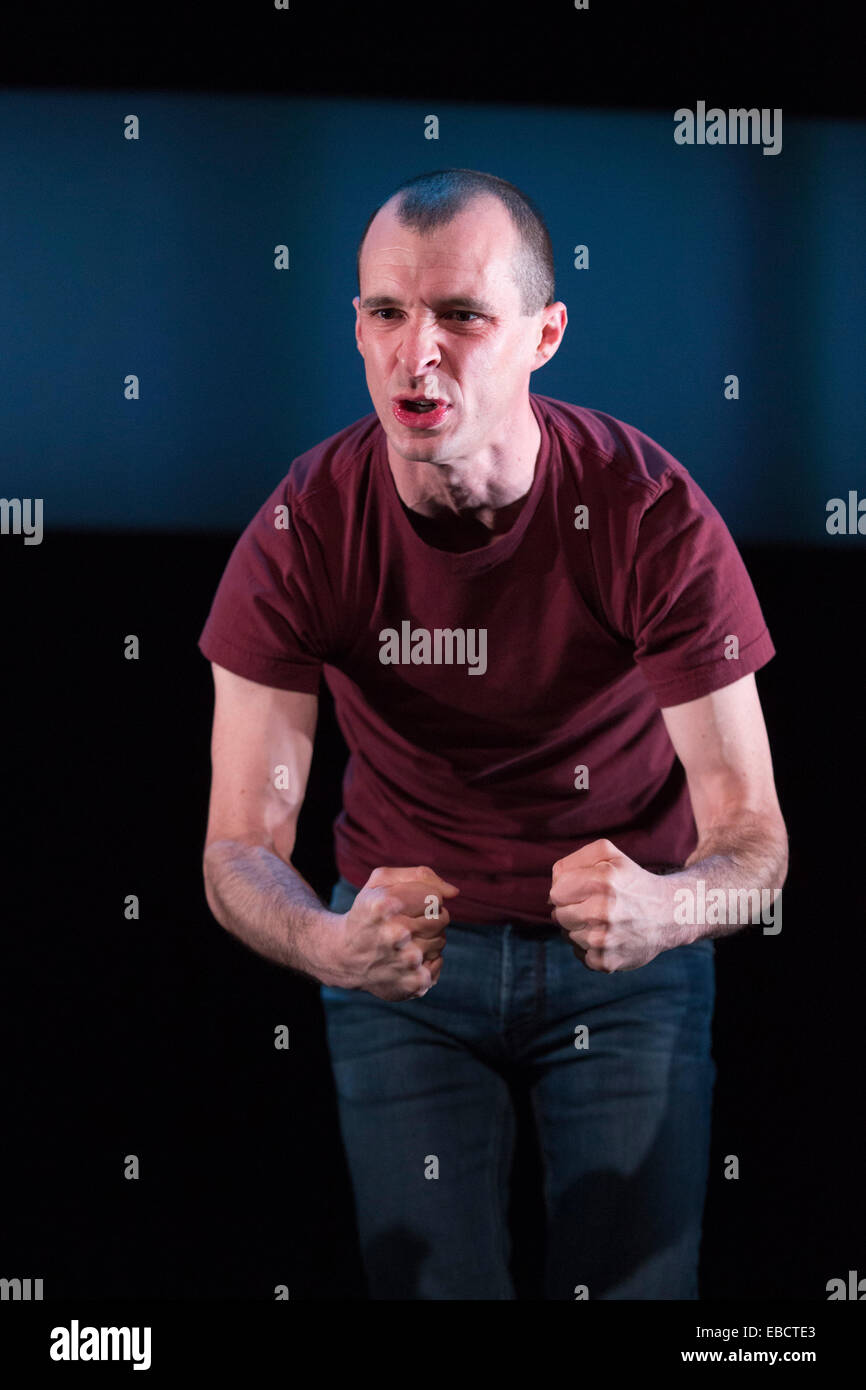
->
[360, 294, 497, 315]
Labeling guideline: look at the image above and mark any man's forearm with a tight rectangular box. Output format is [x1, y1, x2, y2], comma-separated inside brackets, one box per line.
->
[662, 811, 789, 945]
[203, 839, 342, 983]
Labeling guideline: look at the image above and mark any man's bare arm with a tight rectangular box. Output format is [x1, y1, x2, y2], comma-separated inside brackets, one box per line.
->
[201, 663, 458, 998]
[201, 663, 344, 984]
[549, 672, 789, 971]
[204, 840, 345, 981]
[659, 671, 789, 941]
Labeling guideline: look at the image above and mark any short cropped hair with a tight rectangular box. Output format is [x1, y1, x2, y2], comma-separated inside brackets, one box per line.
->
[356, 168, 556, 316]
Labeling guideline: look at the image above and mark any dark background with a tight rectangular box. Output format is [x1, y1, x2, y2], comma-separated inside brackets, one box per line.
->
[2, 1, 864, 1301]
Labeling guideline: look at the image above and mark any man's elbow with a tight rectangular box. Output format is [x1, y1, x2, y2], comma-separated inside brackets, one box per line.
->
[772, 813, 790, 888]
[751, 805, 789, 887]
[202, 837, 255, 924]
[202, 841, 229, 924]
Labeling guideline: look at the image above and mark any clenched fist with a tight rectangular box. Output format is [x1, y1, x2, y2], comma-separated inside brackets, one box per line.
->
[325, 865, 459, 1000]
[548, 839, 676, 973]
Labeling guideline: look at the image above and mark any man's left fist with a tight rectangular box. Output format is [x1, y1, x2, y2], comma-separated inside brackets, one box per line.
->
[548, 839, 676, 973]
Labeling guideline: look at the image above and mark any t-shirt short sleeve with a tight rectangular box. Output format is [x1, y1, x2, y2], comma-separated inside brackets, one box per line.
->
[197, 486, 326, 694]
[625, 469, 776, 707]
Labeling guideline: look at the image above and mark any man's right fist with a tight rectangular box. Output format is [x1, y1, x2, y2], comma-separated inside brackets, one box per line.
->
[325, 865, 459, 1000]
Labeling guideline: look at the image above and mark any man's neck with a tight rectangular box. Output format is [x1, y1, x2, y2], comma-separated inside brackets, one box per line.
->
[386, 402, 541, 547]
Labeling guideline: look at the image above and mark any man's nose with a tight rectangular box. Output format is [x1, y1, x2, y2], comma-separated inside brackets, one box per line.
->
[397, 322, 441, 377]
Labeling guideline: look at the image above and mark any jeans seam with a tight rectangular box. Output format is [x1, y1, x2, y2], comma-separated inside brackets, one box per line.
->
[499, 925, 510, 1035]
[488, 1080, 516, 1298]
[527, 1081, 553, 1274]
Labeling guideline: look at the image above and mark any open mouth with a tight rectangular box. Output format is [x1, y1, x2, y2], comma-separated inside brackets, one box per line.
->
[391, 397, 451, 429]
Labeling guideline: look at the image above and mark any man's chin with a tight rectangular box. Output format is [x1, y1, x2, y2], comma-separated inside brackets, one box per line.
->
[394, 443, 446, 464]
[383, 420, 452, 461]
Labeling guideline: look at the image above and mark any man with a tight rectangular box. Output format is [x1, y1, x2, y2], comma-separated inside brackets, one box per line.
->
[198, 168, 788, 1300]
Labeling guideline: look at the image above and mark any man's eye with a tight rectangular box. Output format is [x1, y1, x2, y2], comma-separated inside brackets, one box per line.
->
[370, 310, 480, 322]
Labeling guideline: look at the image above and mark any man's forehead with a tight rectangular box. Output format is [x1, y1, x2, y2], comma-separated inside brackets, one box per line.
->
[363, 246, 507, 288]
[359, 258, 513, 313]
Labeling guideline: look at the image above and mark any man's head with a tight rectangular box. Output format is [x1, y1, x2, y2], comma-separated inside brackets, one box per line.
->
[353, 169, 566, 467]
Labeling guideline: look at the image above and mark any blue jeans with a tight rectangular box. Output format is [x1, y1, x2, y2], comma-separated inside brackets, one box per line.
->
[320, 874, 716, 1300]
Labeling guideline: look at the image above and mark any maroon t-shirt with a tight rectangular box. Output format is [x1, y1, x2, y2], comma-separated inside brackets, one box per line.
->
[198, 393, 775, 925]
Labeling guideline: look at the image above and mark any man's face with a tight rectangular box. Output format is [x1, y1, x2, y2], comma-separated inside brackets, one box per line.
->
[353, 195, 550, 465]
